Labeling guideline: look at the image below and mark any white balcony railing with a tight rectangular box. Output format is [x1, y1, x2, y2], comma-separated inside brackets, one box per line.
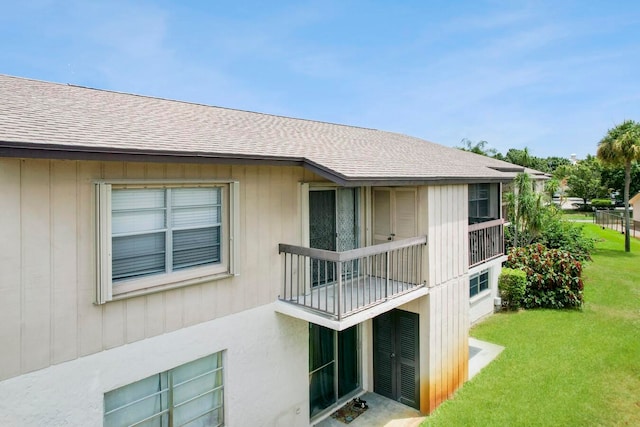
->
[278, 236, 427, 321]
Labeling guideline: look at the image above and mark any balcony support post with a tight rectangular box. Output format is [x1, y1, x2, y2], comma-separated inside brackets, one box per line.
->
[336, 261, 343, 321]
[385, 250, 390, 301]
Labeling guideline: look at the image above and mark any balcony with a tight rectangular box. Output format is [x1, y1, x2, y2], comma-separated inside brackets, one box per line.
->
[277, 236, 428, 330]
[468, 218, 505, 268]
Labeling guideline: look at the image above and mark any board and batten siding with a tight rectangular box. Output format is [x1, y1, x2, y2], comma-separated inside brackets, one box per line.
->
[424, 184, 469, 412]
[427, 184, 468, 285]
[0, 158, 306, 381]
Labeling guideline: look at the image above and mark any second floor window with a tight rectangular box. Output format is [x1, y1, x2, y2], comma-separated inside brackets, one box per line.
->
[112, 187, 222, 281]
[469, 183, 499, 224]
[95, 181, 239, 303]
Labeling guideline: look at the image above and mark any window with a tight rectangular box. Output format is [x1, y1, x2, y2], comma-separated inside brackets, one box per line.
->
[96, 181, 239, 303]
[469, 183, 499, 224]
[104, 352, 224, 427]
[470, 270, 489, 297]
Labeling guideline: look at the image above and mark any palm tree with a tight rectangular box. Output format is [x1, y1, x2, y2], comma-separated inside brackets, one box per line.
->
[505, 173, 545, 248]
[597, 120, 640, 252]
[458, 138, 497, 156]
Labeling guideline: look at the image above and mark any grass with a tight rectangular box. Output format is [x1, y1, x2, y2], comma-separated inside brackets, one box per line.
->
[422, 224, 640, 426]
[560, 209, 595, 222]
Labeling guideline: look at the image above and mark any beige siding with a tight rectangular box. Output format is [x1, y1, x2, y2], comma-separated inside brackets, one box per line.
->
[0, 158, 305, 380]
[395, 278, 469, 414]
[427, 184, 468, 286]
[421, 184, 469, 413]
[21, 159, 52, 373]
[0, 159, 22, 379]
[424, 277, 469, 413]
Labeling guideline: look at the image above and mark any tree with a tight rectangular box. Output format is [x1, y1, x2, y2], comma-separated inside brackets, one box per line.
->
[505, 173, 545, 247]
[458, 138, 497, 156]
[544, 178, 560, 200]
[566, 155, 603, 208]
[544, 156, 571, 175]
[552, 163, 571, 180]
[600, 162, 640, 202]
[597, 120, 640, 252]
[504, 147, 550, 172]
[505, 148, 533, 168]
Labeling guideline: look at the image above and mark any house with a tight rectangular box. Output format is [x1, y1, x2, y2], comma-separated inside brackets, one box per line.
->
[630, 192, 640, 222]
[0, 74, 529, 426]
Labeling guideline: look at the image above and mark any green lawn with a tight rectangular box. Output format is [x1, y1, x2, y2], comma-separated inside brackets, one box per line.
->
[422, 224, 640, 426]
[560, 209, 595, 222]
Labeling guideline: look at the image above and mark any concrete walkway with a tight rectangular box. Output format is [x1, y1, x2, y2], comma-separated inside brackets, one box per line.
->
[315, 338, 504, 427]
[468, 337, 505, 380]
[314, 392, 424, 427]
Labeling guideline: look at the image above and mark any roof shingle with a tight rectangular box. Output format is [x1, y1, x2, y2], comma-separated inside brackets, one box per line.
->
[0, 74, 530, 184]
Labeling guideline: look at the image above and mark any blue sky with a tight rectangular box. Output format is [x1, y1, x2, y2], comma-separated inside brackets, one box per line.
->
[2, 1, 639, 159]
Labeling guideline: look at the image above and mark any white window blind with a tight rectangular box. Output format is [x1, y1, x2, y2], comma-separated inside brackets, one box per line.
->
[111, 187, 222, 282]
[95, 180, 239, 304]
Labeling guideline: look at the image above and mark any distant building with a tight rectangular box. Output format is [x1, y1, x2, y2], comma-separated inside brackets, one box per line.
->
[570, 154, 578, 165]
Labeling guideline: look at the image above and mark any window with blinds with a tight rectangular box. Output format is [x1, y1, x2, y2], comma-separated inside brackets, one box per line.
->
[104, 352, 224, 427]
[112, 187, 222, 281]
[95, 181, 239, 303]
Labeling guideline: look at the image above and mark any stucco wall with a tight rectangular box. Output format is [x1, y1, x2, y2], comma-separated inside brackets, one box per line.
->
[0, 303, 309, 426]
[469, 257, 506, 325]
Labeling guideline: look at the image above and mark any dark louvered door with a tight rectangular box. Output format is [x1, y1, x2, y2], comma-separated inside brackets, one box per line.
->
[373, 311, 395, 399]
[373, 309, 419, 409]
[396, 311, 419, 408]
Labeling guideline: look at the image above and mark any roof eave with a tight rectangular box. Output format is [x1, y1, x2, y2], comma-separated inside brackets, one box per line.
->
[0, 140, 304, 167]
[1, 140, 519, 186]
[303, 160, 514, 186]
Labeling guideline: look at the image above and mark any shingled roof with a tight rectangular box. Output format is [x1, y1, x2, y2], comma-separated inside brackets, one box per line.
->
[0, 74, 532, 185]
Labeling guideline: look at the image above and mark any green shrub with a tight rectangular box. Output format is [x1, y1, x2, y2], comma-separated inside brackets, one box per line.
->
[498, 268, 527, 310]
[505, 204, 595, 262]
[591, 199, 613, 209]
[538, 217, 595, 262]
[505, 244, 584, 309]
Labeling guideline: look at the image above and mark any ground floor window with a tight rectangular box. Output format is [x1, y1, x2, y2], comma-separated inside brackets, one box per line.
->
[309, 324, 359, 418]
[470, 269, 490, 297]
[104, 352, 223, 427]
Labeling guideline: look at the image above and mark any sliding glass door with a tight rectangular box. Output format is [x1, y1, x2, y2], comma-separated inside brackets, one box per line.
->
[309, 188, 359, 286]
[309, 324, 359, 418]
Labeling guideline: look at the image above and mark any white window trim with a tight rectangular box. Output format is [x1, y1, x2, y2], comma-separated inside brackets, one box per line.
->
[95, 179, 240, 304]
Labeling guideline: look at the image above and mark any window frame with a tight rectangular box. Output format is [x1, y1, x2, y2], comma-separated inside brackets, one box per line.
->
[468, 183, 500, 224]
[309, 323, 361, 420]
[95, 180, 240, 304]
[469, 269, 490, 298]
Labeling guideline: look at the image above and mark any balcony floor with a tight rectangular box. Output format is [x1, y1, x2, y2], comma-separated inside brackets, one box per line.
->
[283, 275, 421, 317]
[276, 276, 427, 331]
